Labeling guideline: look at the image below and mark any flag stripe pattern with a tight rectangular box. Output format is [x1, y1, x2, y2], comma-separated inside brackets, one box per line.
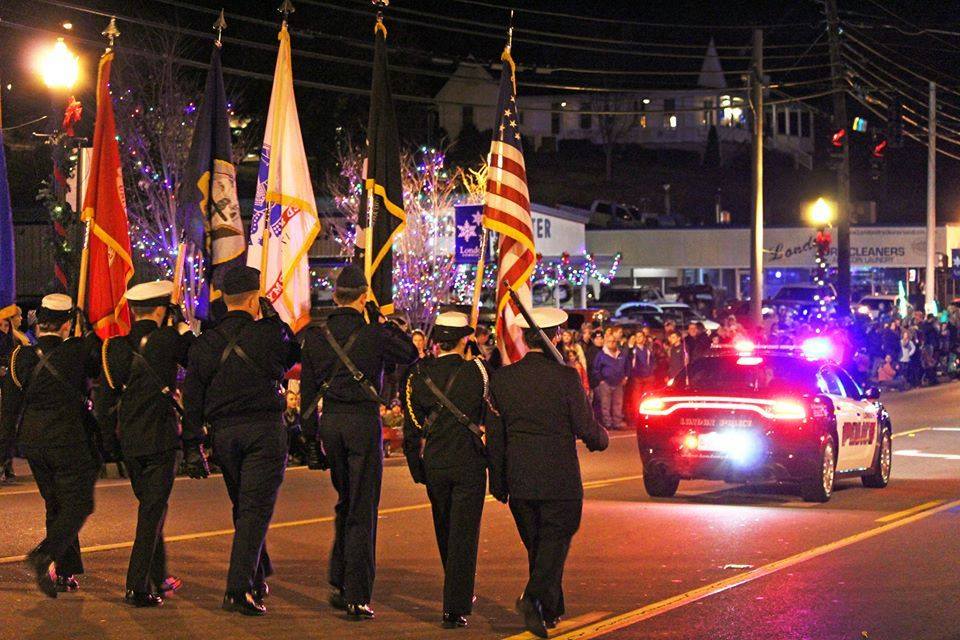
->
[81, 51, 133, 338]
[482, 48, 535, 365]
[247, 25, 320, 332]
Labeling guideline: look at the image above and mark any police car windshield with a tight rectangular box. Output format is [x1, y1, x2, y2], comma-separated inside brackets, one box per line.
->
[672, 354, 818, 394]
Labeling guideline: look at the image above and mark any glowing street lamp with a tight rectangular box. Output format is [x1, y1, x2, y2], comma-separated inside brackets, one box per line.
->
[807, 197, 836, 227]
[40, 38, 79, 91]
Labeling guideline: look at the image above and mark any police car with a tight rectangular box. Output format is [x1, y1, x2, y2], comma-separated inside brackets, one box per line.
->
[636, 338, 893, 502]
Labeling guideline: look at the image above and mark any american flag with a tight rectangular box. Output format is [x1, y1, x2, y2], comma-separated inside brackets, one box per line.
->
[482, 47, 536, 365]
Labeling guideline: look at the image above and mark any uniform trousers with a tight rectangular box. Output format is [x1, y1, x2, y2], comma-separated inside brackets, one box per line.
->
[124, 448, 178, 593]
[213, 420, 287, 594]
[320, 410, 382, 604]
[425, 463, 486, 616]
[23, 444, 98, 576]
[508, 498, 583, 621]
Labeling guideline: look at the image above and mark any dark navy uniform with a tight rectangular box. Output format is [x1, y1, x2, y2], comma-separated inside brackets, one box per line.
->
[300, 306, 417, 606]
[488, 350, 609, 626]
[181, 309, 298, 598]
[0, 329, 101, 586]
[403, 352, 488, 621]
[97, 318, 193, 596]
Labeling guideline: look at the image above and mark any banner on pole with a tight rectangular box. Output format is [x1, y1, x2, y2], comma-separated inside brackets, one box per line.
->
[454, 203, 484, 264]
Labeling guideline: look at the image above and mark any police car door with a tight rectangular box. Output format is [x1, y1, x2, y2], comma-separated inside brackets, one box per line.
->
[834, 367, 879, 470]
[817, 365, 859, 471]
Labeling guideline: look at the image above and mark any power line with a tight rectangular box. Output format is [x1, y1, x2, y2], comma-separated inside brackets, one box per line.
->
[847, 90, 960, 161]
[442, 0, 818, 32]
[843, 29, 960, 90]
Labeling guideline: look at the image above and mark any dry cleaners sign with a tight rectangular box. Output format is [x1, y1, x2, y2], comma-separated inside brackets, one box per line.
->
[765, 227, 926, 268]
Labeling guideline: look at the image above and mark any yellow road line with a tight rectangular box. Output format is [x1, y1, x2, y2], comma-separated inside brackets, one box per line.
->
[542, 496, 960, 640]
[893, 427, 932, 439]
[875, 499, 944, 523]
[0, 474, 645, 566]
[503, 611, 611, 640]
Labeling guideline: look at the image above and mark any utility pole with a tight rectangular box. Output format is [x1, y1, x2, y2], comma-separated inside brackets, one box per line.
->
[750, 28, 764, 328]
[926, 81, 937, 313]
[825, 0, 851, 316]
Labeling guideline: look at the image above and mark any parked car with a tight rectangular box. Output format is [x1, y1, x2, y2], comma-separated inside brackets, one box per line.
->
[593, 286, 667, 312]
[855, 295, 903, 320]
[764, 284, 837, 318]
[614, 302, 720, 333]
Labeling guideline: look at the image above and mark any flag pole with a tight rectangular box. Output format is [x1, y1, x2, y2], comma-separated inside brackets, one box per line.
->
[364, 0, 389, 306]
[75, 17, 119, 335]
[469, 11, 513, 329]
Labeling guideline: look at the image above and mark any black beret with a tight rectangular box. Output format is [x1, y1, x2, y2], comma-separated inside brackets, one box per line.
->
[335, 265, 367, 290]
[221, 266, 261, 295]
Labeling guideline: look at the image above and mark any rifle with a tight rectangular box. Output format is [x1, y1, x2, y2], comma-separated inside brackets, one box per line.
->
[507, 288, 564, 364]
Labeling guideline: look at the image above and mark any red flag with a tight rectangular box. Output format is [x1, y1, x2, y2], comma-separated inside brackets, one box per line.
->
[80, 51, 132, 338]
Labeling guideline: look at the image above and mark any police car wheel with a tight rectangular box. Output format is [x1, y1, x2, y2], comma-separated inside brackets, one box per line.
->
[862, 428, 892, 489]
[642, 464, 680, 498]
[801, 437, 836, 503]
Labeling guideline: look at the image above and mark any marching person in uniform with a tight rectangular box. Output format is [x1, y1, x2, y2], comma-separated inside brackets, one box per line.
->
[96, 280, 194, 607]
[487, 307, 609, 638]
[0, 294, 102, 598]
[403, 311, 489, 629]
[181, 266, 299, 616]
[299, 265, 418, 619]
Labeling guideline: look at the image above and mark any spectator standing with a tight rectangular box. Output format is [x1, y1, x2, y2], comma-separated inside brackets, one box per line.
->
[625, 332, 655, 426]
[592, 328, 628, 431]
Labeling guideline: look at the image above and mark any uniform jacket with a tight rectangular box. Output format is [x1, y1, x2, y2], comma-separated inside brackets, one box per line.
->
[0, 333, 101, 448]
[96, 319, 194, 457]
[402, 353, 489, 473]
[181, 311, 298, 442]
[487, 351, 609, 501]
[299, 307, 418, 435]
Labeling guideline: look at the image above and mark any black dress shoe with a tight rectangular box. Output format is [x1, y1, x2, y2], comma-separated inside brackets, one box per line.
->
[545, 616, 561, 630]
[346, 603, 375, 619]
[25, 550, 57, 599]
[157, 575, 182, 595]
[222, 591, 266, 616]
[124, 591, 163, 608]
[328, 588, 348, 611]
[56, 575, 79, 593]
[442, 613, 469, 628]
[515, 596, 547, 639]
[252, 582, 269, 605]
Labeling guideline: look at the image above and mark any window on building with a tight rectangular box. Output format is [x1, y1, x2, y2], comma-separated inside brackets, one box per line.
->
[789, 110, 800, 137]
[664, 98, 677, 128]
[777, 110, 787, 135]
[634, 100, 647, 128]
[580, 103, 592, 130]
[551, 102, 562, 135]
[702, 99, 714, 126]
[801, 111, 812, 138]
[720, 95, 745, 127]
[461, 105, 474, 128]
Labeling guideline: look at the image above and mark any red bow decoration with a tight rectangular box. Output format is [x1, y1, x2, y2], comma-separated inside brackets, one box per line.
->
[62, 98, 83, 136]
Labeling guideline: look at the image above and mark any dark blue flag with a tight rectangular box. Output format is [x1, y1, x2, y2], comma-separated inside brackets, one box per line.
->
[0, 125, 14, 320]
[178, 44, 245, 319]
[454, 204, 484, 264]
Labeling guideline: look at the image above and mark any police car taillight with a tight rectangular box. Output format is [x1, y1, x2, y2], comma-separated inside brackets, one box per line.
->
[770, 400, 806, 421]
[639, 397, 667, 414]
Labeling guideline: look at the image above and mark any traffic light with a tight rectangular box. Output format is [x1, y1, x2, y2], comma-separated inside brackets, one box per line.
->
[886, 97, 903, 148]
[831, 128, 847, 148]
[852, 117, 868, 133]
[870, 132, 887, 181]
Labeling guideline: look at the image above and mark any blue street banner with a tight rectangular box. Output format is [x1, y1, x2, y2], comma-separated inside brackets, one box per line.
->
[454, 203, 484, 264]
[0, 125, 15, 320]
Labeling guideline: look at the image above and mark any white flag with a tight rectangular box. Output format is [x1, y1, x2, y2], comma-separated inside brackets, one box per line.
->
[248, 24, 320, 331]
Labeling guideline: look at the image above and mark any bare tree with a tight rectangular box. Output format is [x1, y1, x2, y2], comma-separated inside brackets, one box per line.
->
[597, 93, 639, 181]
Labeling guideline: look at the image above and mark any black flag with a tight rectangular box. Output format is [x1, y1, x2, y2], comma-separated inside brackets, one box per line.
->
[355, 18, 405, 315]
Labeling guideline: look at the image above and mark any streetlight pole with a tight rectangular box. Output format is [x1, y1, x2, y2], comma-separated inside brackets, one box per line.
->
[825, 0, 851, 316]
[925, 81, 937, 314]
[750, 28, 764, 329]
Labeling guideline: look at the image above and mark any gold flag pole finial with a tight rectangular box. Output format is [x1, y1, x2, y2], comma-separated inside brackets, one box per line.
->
[279, 0, 295, 26]
[214, 9, 227, 46]
[102, 16, 120, 51]
[372, 0, 389, 33]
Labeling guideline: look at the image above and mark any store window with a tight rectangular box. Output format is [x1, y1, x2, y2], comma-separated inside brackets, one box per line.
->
[664, 98, 677, 128]
[551, 102, 562, 134]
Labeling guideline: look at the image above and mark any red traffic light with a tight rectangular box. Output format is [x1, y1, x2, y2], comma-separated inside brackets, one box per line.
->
[831, 128, 847, 147]
[872, 138, 888, 158]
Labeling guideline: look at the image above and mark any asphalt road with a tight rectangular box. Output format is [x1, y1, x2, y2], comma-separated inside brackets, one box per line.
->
[1, 383, 959, 640]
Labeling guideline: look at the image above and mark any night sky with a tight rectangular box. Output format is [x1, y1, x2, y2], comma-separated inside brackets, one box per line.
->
[2, 0, 960, 223]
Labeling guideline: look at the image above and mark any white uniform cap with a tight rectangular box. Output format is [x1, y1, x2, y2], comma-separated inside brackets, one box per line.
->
[41, 293, 73, 312]
[126, 280, 174, 306]
[514, 307, 568, 330]
[435, 311, 470, 328]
